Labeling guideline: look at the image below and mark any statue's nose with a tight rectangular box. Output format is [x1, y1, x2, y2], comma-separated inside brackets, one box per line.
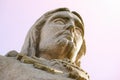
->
[66, 21, 75, 32]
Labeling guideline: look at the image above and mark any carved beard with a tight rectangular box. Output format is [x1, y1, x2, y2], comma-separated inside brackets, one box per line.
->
[39, 34, 75, 60]
[54, 30, 82, 62]
[39, 30, 80, 61]
[57, 38, 73, 49]
[56, 37, 75, 58]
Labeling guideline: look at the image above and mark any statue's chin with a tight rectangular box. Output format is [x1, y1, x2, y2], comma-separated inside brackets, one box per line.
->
[56, 38, 75, 57]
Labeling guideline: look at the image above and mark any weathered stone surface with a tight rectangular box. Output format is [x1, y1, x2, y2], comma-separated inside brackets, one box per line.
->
[20, 8, 86, 66]
[1, 8, 90, 80]
[0, 55, 74, 80]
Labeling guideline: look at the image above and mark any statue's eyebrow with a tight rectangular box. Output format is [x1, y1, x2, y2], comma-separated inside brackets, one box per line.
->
[50, 14, 70, 21]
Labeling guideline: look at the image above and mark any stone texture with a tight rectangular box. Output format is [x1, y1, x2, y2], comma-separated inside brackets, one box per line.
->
[0, 8, 90, 80]
[0, 55, 74, 80]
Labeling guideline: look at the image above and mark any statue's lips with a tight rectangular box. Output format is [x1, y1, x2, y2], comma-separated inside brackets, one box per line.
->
[56, 31, 74, 47]
[55, 30, 74, 41]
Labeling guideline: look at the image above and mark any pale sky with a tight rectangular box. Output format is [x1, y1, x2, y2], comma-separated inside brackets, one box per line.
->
[0, 0, 120, 80]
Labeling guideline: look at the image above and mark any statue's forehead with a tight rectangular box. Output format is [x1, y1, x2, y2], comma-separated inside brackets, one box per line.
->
[49, 11, 82, 23]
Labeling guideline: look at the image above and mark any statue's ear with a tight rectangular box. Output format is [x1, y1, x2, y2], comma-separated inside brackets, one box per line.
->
[75, 39, 86, 66]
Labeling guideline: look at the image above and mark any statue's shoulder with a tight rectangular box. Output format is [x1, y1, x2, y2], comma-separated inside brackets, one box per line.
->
[0, 54, 89, 80]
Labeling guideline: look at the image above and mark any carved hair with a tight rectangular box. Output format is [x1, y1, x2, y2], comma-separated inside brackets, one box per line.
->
[21, 8, 86, 66]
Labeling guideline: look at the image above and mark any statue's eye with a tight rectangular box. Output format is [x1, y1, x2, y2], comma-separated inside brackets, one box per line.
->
[54, 18, 65, 25]
[75, 26, 84, 36]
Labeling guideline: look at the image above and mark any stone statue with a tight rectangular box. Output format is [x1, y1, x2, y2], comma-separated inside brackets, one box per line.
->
[4, 8, 89, 80]
[21, 7, 86, 66]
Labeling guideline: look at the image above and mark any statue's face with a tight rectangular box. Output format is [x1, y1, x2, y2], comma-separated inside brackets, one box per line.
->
[39, 11, 83, 62]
